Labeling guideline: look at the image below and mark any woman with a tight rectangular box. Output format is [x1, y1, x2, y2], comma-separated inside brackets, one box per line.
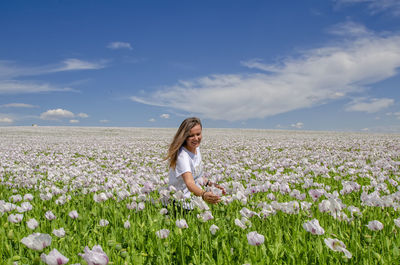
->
[166, 117, 225, 207]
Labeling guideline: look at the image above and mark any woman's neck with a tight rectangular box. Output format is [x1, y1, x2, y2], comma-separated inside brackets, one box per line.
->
[183, 145, 196, 154]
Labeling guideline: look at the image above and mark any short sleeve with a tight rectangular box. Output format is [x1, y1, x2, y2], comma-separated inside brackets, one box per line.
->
[174, 152, 192, 178]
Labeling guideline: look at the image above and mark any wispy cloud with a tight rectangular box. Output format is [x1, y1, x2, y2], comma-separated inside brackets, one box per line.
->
[53, 59, 106, 72]
[0, 58, 106, 94]
[76, 113, 89, 118]
[0, 80, 74, 94]
[107, 42, 133, 50]
[291, 122, 304, 129]
[335, 0, 400, 16]
[327, 21, 372, 37]
[385, 112, 400, 119]
[160, 114, 170, 119]
[0, 103, 38, 108]
[0, 117, 13, 123]
[132, 22, 400, 121]
[345, 97, 395, 113]
[0, 58, 106, 78]
[69, 119, 80, 124]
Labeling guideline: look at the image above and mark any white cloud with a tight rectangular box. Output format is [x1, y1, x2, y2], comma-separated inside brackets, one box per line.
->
[345, 97, 394, 113]
[291, 122, 304, 129]
[386, 112, 400, 119]
[0, 59, 106, 78]
[0, 58, 105, 95]
[0, 117, 13, 123]
[54, 59, 106, 72]
[149, 118, 156, 122]
[76, 113, 89, 118]
[360, 125, 400, 133]
[335, 0, 400, 16]
[99, 119, 109, 123]
[328, 21, 372, 37]
[132, 23, 400, 121]
[240, 58, 278, 72]
[107, 42, 133, 50]
[40, 109, 75, 120]
[1, 103, 37, 108]
[0, 80, 74, 94]
[69, 119, 80, 124]
[160, 114, 170, 119]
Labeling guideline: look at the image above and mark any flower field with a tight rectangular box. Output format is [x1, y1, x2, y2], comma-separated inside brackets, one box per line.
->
[1, 127, 400, 264]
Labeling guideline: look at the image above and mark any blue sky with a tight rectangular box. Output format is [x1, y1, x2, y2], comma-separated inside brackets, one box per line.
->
[1, 0, 400, 132]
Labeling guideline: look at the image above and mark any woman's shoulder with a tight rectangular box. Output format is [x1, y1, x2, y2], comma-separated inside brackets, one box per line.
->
[177, 147, 190, 159]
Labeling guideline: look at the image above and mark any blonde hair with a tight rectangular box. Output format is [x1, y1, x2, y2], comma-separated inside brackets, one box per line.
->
[166, 117, 202, 169]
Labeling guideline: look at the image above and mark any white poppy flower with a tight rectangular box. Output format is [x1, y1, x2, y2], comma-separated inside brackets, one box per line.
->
[247, 231, 265, 246]
[366, 220, 383, 231]
[41, 248, 69, 265]
[176, 219, 188, 229]
[21, 233, 52, 251]
[303, 219, 325, 235]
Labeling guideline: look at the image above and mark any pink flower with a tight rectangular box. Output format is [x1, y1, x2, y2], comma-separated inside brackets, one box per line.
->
[27, 218, 39, 230]
[79, 245, 109, 265]
[155, 229, 170, 239]
[45, 211, 56, 220]
[137, 202, 145, 211]
[99, 219, 109, 227]
[17, 202, 33, 213]
[394, 218, 400, 228]
[40, 248, 69, 265]
[247, 231, 265, 246]
[209, 224, 219, 235]
[9, 194, 22, 202]
[267, 193, 276, 200]
[197, 211, 214, 222]
[240, 207, 258, 218]
[324, 238, 352, 258]
[300, 201, 312, 211]
[68, 210, 79, 219]
[23, 194, 34, 201]
[235, 218, 246, 229]
[124, 220, 131, 229]
[126, 202, 137, 210]
[93, 193, 108, 203]
[308, 189, 325, 201]
[303, 219, 325, 235]
[172, 190, 184, 200]
[176, 219, 188, 229]
[8, 213, 23, 223]
[52, 228, 66, 238]
[366, 220, 383, 231]
[21, 233, 52, 251]
[1, 202, 17, 212]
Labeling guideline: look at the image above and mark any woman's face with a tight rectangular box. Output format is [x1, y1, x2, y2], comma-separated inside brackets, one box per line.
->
[185, 124, 202, 152]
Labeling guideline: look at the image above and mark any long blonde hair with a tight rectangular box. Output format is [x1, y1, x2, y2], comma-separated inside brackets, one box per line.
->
[166, 117, 202, 169]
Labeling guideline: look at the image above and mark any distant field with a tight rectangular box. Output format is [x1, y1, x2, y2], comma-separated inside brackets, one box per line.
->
[1, 127, 399, 264]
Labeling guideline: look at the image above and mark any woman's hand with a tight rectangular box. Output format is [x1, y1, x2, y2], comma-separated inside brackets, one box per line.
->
[202, 191, 220, 204]
[214, 184, 226, 195]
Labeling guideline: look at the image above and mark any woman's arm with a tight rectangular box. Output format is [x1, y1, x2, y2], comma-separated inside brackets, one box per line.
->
[182, 172, 220, 204]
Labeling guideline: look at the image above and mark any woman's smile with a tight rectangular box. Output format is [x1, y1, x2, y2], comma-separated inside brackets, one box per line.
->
[185, 124, 202, 153]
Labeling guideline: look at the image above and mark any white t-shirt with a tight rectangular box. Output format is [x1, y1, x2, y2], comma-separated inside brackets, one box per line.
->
[169, 146, 204, 200]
